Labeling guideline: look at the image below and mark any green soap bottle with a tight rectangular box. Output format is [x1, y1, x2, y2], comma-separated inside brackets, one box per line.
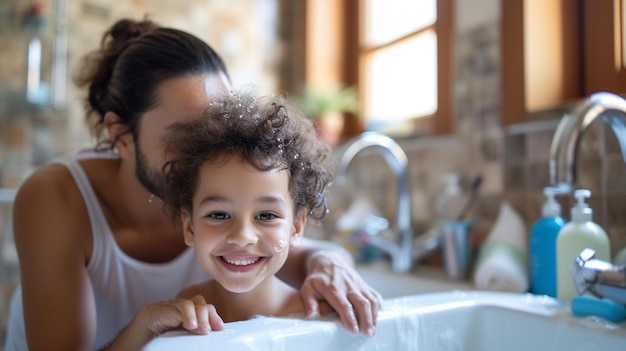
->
[556, 189, 611, 300]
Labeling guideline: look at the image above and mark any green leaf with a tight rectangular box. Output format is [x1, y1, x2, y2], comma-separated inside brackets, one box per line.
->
[299, 85, 359, 119]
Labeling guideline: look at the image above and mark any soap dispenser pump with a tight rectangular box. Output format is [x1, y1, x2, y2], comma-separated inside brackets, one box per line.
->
[529, 187, 566, 297]
[556, 189, 611, 300]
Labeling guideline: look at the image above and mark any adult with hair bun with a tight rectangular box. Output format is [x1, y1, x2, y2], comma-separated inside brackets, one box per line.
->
[4, 18, 382, 351]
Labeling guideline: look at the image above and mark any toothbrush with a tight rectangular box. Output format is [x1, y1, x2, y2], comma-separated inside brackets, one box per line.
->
[456, 174, 483, 221]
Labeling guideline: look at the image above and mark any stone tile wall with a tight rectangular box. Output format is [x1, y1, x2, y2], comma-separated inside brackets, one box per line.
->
[319, 108, 626, 267]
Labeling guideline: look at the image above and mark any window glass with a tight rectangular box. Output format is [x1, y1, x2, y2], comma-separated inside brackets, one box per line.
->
[364, 30, 437, 131]
[364, 0, 436, 46]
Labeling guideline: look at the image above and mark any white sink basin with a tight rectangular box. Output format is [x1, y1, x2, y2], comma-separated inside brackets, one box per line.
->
[356, 261, 473, 298]
[144, 291, 626, 350]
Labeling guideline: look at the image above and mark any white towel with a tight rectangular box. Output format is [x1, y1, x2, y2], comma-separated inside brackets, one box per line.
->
[473, 201, 529, 293]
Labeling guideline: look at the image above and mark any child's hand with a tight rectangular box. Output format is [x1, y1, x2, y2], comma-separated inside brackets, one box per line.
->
[139, 295, 225, 336]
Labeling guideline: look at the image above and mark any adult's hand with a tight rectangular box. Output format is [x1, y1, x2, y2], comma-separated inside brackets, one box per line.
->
[300, 250, 383, 336]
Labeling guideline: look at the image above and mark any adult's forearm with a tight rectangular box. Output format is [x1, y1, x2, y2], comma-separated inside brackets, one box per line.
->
[278, 237, 354, 288]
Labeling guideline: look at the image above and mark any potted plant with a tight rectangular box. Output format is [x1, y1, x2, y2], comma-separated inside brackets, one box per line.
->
[300, 85, 359, 147]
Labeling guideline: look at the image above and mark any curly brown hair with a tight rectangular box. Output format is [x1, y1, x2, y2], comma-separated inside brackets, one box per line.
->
[162, 90, 334, 222]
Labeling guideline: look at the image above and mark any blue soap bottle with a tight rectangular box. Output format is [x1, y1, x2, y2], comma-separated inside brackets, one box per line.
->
[529, 187, 565, 297]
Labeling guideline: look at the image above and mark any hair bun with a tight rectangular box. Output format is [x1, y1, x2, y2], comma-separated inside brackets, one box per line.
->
[108, 18, 158, 44]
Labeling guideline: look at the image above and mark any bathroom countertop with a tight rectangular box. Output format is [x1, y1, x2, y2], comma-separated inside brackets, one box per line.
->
[356, 261, 474, 298]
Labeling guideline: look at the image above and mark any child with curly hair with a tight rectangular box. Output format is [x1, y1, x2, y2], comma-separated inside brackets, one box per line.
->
[158, 89, 337, 330]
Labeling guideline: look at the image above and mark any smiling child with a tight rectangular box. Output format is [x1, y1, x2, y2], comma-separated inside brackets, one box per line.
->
[161, 89, 336, 325]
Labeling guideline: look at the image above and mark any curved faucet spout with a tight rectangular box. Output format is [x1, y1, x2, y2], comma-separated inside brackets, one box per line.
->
[550, 92, 626, 192]
[336, 131, 413, 272]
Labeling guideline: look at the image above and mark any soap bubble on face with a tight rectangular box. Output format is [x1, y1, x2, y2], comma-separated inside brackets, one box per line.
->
[273, 239, 287, 253]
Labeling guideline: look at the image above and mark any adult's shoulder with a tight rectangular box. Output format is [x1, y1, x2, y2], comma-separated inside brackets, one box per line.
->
[12, 161, 92, 243]
[15, 150, 118, 205]
[14, 162, 81, 208]
[10, 161, 97, 271]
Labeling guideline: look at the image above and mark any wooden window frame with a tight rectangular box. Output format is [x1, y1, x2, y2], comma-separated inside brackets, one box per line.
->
[287, 0, 454, 140]
[344, 0, 454, 138]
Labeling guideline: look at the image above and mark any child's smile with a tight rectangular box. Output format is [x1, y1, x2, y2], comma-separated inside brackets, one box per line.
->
[218, 254, 267, 273]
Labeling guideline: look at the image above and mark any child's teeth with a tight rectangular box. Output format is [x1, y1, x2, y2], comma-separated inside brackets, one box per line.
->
[223, 257, 258, 266]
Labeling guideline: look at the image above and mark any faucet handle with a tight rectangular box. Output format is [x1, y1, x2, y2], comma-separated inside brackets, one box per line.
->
[577, 248, 597, 264]
[570, 248, 626, 298]
[570, 248, 609, 295]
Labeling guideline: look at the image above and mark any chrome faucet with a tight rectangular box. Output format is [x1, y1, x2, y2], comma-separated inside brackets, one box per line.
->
[550, 91, 626, 192]
[570, 248, 626, 304]
[550, 92, 626, 302]
[335, 132, 414, 272]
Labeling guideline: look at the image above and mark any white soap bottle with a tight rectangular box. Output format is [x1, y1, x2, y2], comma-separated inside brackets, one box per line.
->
[556, 189, 611, 300]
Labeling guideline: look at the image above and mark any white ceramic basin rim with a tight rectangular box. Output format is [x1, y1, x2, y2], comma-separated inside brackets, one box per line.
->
[143, 291, 626, 351]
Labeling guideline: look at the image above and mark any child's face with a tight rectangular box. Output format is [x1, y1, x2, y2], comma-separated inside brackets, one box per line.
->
[181, 157, 305, 293]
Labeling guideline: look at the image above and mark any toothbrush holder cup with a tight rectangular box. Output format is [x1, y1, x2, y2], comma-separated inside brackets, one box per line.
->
[438, 220, 474, 280]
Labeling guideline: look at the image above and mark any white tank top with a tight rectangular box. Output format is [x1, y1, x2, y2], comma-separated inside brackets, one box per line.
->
[5, 151, 208, 350]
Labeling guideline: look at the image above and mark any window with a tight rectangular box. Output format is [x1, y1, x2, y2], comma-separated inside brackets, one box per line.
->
[357, 0, 452, 137]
